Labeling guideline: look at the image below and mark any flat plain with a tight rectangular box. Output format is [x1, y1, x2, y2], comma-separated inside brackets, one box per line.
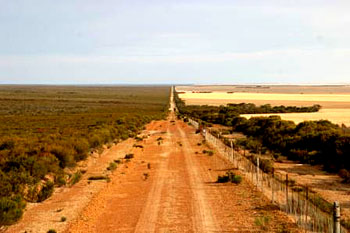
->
[177, 85, 350, 126]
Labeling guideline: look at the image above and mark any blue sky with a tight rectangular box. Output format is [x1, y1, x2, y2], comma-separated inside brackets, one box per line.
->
[1, 0, 350, 84]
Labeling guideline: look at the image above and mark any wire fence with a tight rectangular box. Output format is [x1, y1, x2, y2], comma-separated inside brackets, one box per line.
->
[188, 118, 346, 233]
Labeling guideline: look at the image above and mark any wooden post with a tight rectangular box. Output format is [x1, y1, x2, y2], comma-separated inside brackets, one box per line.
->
[305, 186, 309, 229]
[271, 168, 275, 204]
[256, 157, 259, 188]
[286, 174, 289, 213]
[334, 202, 340, 233]
[230, 140, 234, 163]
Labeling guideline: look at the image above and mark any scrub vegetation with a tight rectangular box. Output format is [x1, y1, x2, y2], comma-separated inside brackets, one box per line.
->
[175, 91, 350, 176]
[0, 85, 169, 225]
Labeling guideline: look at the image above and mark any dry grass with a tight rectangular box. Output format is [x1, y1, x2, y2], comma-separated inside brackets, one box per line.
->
[179, 92, 350, 108]
[178, 86, 350, 126]
[241, 108, 350, 126]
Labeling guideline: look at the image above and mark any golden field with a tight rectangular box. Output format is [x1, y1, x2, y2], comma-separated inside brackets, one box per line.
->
[241, 108, 350, 126]
[177, 85, 350, 126]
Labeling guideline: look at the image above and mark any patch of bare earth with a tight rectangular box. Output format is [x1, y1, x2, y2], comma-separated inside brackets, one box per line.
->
[274, 161, 350, 222]
[4, 113, 301, 233]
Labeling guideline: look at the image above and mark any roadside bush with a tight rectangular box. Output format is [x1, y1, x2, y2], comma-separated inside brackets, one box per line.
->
[255, 216, 270, 230]
[55, 175, 66, 187]
[88, 135, 103, 148]
[107, 162, 117, 171]
[216, 172, 242, 184]
[69, 171, 82, 186]
[50, 145, 75, 168]
[37, 181, 54, 202]
[0, 195, 26, 225]
[202, 150, 214, 156]
[72, 138, 89, 161]
[124, 153, 134, 159]
[232, 174, 242, 184]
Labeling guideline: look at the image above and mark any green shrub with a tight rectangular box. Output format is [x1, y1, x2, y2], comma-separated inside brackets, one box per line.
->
[107, 162, 117, 171]
[47, 229, 57, 233]
[114, 159, 122, 164]
[255, 216, 270, 230]
[216, 172, 242, 184]
[202, 150, 214, 156]
[72, 138, 89, 161]
[124, 153, 134, 159]
[89, 135, 103, 148]
[232, 175, 242, 184]
[56, 175, 66, 187]
[61, 216, 67, 222]
[50, 145, 75, 168]
[69, 171, 82, 186]
[0, 195, 26, 225]
[216, 174, 230, 183]
[37, 181, 54, 202]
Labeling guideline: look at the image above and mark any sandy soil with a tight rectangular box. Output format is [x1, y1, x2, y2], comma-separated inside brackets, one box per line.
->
[3, 110, 301, 232]
[274, 162, 350, 222]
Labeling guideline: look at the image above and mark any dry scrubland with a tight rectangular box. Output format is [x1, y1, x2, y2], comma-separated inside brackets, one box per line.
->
[177, 85, 350, 126]
[0, 85, 170, 226]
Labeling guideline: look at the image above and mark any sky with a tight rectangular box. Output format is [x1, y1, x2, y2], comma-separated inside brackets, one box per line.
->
[1, 0, 350, 85]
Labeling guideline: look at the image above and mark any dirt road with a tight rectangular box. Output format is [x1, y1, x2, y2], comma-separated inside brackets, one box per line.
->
[5, 96, 300, 232]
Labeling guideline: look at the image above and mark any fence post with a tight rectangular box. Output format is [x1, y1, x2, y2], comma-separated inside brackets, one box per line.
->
[230, 140, 234, 164]
[271, 168, 275, 204]
[256, 157, 259, 188]
[286, 174, 289, 213]
[305, 186, 309, 230]
[333, 201, 340, 233]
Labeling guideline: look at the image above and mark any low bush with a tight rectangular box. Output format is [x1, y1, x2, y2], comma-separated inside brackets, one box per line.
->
[107, 162, 117, 171]
[255, 216, 270, 230]
[203, 150, 214, 156]
[216, 172, 242, 184]
[69, 171, 82, 186]
[37, 181, 54, 202]
[0, 195, 26, 225]
[114, 159, 122, 164]
[124, 153, 134, 159]
[56, 175, 66, 187]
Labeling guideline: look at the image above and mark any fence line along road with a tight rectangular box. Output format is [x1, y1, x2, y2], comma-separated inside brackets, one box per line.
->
[187, 118, 346, 233]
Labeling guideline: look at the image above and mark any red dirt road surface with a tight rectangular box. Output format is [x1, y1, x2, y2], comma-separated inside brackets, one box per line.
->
[4, 111, 300, 233]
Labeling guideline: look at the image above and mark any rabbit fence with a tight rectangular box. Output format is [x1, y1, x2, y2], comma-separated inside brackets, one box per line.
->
[188, 118, 346, 233]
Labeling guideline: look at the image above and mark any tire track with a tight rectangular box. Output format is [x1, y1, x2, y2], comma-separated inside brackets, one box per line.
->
[177, 125, 221, 233]
[133, 128, 171, 232]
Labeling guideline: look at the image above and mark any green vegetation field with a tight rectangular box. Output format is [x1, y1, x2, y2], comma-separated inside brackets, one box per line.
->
[0, 85, 170, 225]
